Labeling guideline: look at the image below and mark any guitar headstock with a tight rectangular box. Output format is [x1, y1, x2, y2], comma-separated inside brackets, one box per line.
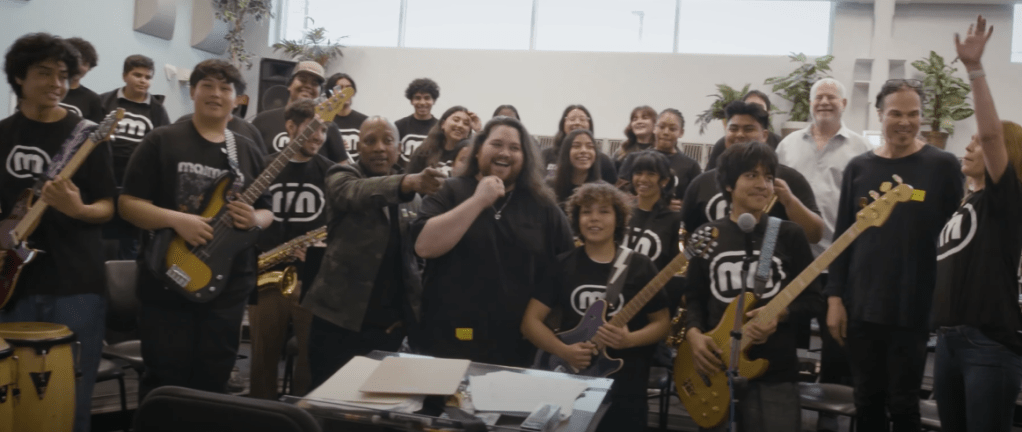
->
[856, 175, 914, 228]
[683, 225, 719, 260]
[88, 108, 125, 143]
[315, 87, 355, 123]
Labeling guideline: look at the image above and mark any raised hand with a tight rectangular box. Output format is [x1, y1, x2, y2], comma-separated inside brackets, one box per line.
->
[473, 175, 506, 207]
[955, 15, 993, 68]
[404, 167, 446, 195]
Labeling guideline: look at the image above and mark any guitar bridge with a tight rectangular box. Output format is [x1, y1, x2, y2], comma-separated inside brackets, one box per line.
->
[166, 265, 191, 287]
[681, 378, 696, 397]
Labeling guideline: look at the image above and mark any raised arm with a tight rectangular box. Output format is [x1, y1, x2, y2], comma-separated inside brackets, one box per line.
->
[956, 15, 1006, 183]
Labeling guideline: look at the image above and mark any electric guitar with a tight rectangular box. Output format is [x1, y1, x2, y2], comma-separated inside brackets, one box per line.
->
[674, 178, 914, 429]
[0, 109, 125, 308]
[533, 225, 719, 377]
[154, 88, 354, 302]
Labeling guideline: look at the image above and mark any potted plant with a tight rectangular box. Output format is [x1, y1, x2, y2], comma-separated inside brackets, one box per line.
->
[764, 52, 834, 137]
[214, 0, 274, 70]
[911, 50, 974, 149]
[272, 26, 346, 69]
[694, 83, 751, 135]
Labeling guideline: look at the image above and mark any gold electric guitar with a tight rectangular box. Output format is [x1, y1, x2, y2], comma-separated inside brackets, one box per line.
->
[673, 177, 914, 429]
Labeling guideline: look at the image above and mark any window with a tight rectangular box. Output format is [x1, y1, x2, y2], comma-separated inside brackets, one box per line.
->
[534, 0, 677, 53]
[404, 0, 532, 50]
[278, 0, 401, 47]
[676, 0, 832, 56]
[1013, 4, 1022, 63]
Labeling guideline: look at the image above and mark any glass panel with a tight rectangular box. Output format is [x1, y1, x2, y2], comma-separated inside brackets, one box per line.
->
[405, 0, 532, 50]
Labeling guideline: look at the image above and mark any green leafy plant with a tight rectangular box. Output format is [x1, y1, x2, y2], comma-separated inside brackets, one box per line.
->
[214, 0, 274, 70]
[272, 26, 347, 69]
[911, 50, 974, 135]
[694, 83, 751, 135]
[764, 52, 834, 122]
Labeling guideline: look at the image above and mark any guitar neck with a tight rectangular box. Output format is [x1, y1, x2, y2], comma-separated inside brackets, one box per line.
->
[12, 137, 101, 241]
[259, 226, 327, 259]
[607, 250, 689, 328]
[237, 118, 325, 206]
[740, 221, 865, 350]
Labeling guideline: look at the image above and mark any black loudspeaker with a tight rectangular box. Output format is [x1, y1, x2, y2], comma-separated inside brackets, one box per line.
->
[257, 58, 296, 114]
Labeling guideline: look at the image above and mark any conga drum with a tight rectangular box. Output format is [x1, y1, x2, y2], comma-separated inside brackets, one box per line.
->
[0, 322, 75, 432]
[0, 338, 13, 432]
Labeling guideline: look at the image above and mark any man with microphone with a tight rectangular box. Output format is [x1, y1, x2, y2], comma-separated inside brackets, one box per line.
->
[683, 141, 824, 431]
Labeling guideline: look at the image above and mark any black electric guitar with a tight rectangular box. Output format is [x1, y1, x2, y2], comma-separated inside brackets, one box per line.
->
[533, 225, 719, 377]
[0, 109, 125, 308]
[153, 88, 354, 302]
[675, 178, 914, 429]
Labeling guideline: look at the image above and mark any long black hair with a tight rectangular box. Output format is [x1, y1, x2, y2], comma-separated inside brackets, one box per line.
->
[414, 105, 469, 171]
[553, 129, 601, 204]
[461, 117, 556, 207]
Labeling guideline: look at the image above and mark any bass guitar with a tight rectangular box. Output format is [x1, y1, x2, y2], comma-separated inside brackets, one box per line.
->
[0, 109, 125, 308]
[673, 177, 914, 429]
[154, 88, 353, 302]
[533, 225, 719, 377]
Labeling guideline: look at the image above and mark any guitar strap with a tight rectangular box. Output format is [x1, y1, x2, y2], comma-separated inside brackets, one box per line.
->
[604, 245, 634, 310]
[222, 129, 245, 196]
[752, 216, 782, 297]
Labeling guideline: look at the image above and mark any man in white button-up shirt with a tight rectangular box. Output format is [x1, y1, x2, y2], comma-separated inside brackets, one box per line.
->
[775, 77, 873, 432]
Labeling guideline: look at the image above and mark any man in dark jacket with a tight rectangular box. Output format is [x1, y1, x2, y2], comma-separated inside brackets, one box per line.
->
[301, 116, 445, 388]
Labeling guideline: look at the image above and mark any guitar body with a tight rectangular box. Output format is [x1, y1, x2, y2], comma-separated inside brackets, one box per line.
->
[533, 299, 624, 378]
[156, 174, 260, 302]
[0, 190, 41, 309]
[674, 293, 769, 429]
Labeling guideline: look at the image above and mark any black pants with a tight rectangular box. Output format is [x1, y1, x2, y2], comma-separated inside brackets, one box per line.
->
[308, 315, 405, 390]
[138, 297, 246, 402]
[846, 321, 929, 432]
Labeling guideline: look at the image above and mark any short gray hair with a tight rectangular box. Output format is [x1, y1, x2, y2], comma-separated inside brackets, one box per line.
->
[810, 78, 846, 101]
[361, 115, 399, 141]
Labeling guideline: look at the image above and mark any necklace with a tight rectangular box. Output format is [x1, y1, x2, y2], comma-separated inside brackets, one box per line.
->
[492, 189, 515, 220]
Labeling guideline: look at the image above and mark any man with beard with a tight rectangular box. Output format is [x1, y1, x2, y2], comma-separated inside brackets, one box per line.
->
[411, 117, 574, 367]
[251, 61, 348, 162]
[302, 117, 445, 388]
[248, 98, 336, 398]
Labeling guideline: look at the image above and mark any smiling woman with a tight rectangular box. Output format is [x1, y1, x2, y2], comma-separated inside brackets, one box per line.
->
[406, 105, 475, 175]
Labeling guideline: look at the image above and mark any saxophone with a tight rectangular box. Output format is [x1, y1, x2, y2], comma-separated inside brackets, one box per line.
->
[257, 226, 327, 295]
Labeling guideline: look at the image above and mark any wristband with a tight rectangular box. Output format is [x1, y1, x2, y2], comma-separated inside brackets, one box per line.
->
[968, 69, 985, 81]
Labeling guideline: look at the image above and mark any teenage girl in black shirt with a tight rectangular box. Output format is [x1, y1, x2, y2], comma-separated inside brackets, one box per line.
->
[550, 129, 603, 206]
[613, 105, 657, 168]
[542, 104, 617, 183]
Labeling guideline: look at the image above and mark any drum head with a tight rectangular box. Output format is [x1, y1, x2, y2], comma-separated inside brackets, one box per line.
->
[0, 322, 75, 346]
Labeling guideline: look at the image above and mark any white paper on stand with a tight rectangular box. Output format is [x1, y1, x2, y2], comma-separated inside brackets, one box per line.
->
[469, 371, 588, 420]
[304, 356, 422, 411]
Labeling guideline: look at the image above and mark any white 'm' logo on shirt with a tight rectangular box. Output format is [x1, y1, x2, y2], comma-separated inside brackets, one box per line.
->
[59, 102, 83, 117]
[5, 145, 51, 178]
[937, 204, 977, 261]
[401, 134, 426, 159]
[570, 284, 625, 317]
[268, 182, 325, 223]
[708, 250, 786, 304]
[623, 227, 663, 260]
[177, 162, 227, 179]
[113, 112, 154, 143]
[272, 132, 290, 152]
[705, 192, 731, 222]
[339, 130, 360, 153]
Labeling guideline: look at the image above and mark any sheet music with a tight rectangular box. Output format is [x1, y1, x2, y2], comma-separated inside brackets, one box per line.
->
[469, 371, 589, 421]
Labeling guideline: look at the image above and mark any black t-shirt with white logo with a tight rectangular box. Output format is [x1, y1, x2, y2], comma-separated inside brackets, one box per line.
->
[932, 167, 1022, 353]
[175, 113, 267, 157]
[536, 246, 667, 397]
[540, 147, 619, 185]
[256, 154, 334, 254]
[60, 85, 105, 123]
[624, 205, 686, 306]
[0, 111, 117, 296]
[98, 90, 172, 185]
[680, 165, 820, 233]
[617, 149, 703, 201]
[685, 217, 823, 382]
[395, 115, 437, 168]
[122, 121, 271, 307]
[251, 107, 349, 163]
[332, 109, 368, 161]
[824, 146, 963, 330]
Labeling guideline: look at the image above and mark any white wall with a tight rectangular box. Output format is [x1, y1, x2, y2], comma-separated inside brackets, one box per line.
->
[2, 1, 1020, 156]
[0, 0, 221, 120]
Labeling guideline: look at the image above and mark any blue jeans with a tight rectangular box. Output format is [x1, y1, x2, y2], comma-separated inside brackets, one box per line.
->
[933, 325, 1022, 432]
[0, 294, 107, 432]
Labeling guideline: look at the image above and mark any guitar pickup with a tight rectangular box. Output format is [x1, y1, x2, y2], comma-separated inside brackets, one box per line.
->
[681, 378, 696, 396]
[166, 265, 191, 287]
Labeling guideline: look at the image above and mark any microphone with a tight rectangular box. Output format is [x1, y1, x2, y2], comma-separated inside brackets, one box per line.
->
[737, 213, 757, 284]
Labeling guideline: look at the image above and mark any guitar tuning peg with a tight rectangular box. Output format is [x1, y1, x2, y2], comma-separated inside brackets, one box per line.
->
[869, 191, 881, 200]
[893, 174, 903, 184]
[879, 183, 891, 193]
[858, 197, 868, 209]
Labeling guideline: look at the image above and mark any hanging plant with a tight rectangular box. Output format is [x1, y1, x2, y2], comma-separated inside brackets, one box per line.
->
[214, 0, 274, 70]
[272, 26, 347, 69]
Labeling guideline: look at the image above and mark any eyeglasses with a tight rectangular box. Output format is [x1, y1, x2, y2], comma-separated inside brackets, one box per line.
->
[883, 79, 922, 89]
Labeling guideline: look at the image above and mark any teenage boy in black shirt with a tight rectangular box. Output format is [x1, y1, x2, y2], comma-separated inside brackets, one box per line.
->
[325, 73, 368, 161]
[685, 141, 823, 432]
[681, 101, 824, 244]
[99, 54, 171, 184]
[0, 33, 117, 432]
[825, 81, 963, 431]
[174, 111, 266, 156]
[704, 90, 781, 171]
[250, 61, 348, 162]
[60, 37, 104, 123]
[395, 77, 440, 167]
[119, 59, 273, 401]
[522, 182, 669, 432]
[411, 117, 573, 367]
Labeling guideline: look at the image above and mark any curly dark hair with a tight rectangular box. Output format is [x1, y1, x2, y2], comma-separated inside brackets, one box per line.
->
[566, 182, 632, 244]
[284, 98, 317, 125]
[617, 105, 657, 161]
[461, 116, 555, 207]
[405, 77, 439, 101]
[553, 129, 601, 204]
[65, 37, 97, 69]
[4, 33, 80, 98]
[189, 59, 247, 96]
[715, 141, 777, 204]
